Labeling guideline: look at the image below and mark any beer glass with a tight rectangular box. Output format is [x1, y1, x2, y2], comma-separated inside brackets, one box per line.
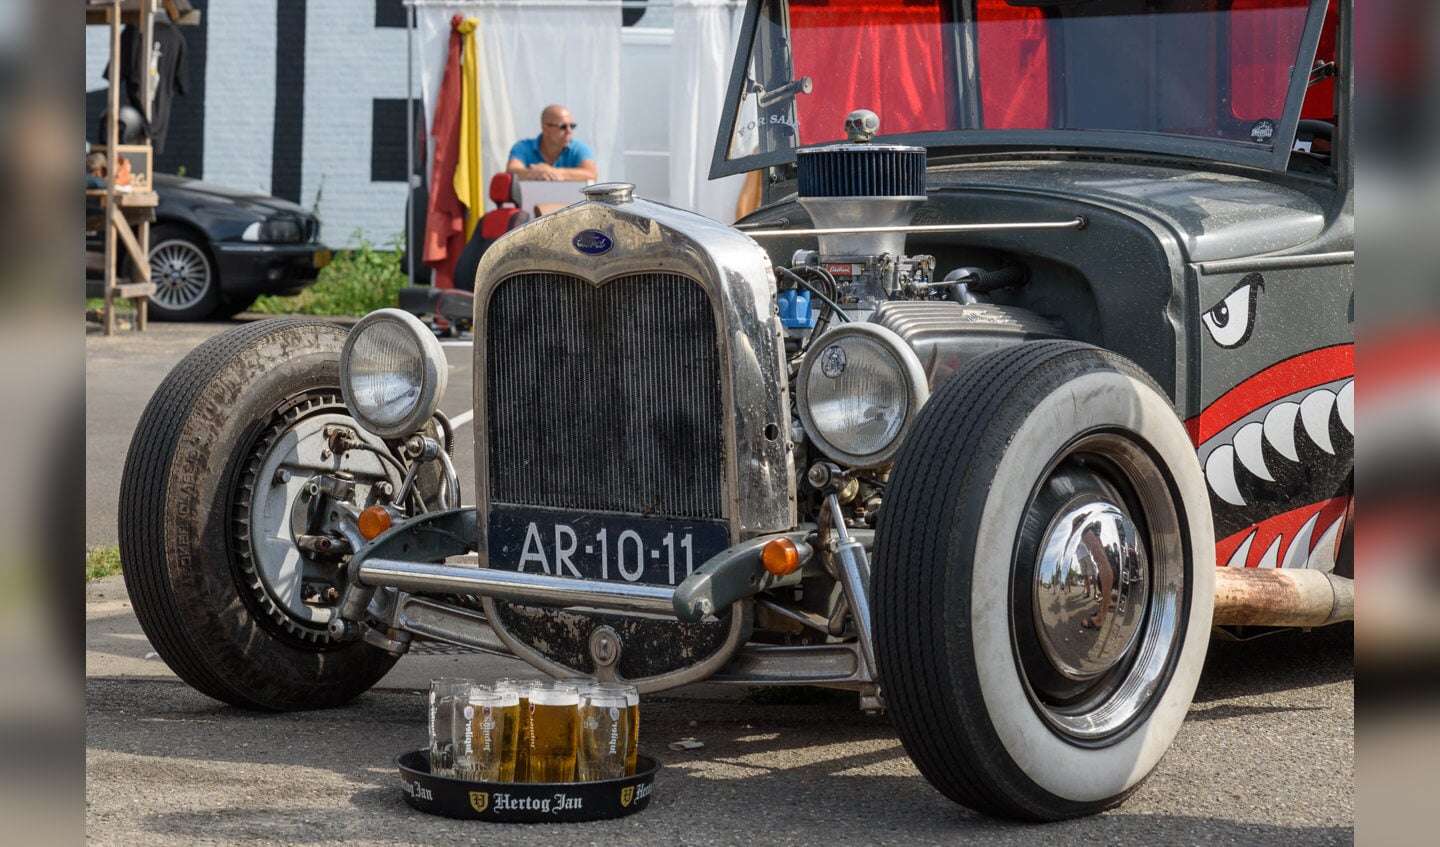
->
[427, 677, 473, 777]
[455, 686, 521, 781]
[621, 685, 640, 775]
[577, 682, 640, 775]
[577, 686, 630, 781]
[449, 682, 480, 779]
[494, 678, 539, 781]
[526, 683, 580, 783]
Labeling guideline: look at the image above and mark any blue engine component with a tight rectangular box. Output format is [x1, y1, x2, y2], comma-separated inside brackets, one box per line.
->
[778, 289, 816, 329]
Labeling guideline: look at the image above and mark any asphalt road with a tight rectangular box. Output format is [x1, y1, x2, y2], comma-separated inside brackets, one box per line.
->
[84, 316, 1354, 844]
[85, 588, 1353, 846]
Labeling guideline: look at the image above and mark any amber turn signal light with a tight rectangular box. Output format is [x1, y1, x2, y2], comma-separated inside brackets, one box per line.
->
[761, 537, 801, 576]
[358, 506, 393, 540]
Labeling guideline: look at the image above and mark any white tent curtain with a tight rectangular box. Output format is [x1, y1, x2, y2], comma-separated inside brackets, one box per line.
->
[416, 1, 623, 208]
[414, 0, 748, 222]
[668, 0, 746, 223]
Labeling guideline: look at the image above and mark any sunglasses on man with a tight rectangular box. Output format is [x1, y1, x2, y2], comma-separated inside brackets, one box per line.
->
[545, 122, 579, 130]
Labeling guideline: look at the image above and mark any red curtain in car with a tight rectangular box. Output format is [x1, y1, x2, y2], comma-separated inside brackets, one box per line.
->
[1301, 0, 1337, 120]
[1229, 0, 1314, 121]
[976, 0, 1050, 128]
[788, 0, 956, 144]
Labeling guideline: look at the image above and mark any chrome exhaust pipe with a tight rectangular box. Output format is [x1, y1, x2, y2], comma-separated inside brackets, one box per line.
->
[1213, 567, 1354, 628]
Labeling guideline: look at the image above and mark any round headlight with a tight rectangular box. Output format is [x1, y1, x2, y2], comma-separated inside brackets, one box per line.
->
[797, 323, 928, 468]
[340, 309, 448, 439]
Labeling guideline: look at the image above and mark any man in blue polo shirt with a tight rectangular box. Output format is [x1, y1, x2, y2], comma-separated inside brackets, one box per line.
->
[506, 104, 598, 182]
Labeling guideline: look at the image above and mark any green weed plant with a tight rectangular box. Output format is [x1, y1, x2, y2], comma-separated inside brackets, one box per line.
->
[252, 234, 409, 317]
[86, 545, 122, 583]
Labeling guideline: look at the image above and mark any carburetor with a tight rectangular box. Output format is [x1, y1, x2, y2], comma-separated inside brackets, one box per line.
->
[775, 109, 938, 326]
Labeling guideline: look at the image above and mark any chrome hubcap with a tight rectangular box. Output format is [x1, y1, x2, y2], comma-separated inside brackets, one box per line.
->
[1033, 496, 1149, 680]
[1015, 433, 1186, 742]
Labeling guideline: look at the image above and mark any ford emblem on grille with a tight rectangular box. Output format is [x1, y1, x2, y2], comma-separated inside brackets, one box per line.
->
[573, 230, 614, 256]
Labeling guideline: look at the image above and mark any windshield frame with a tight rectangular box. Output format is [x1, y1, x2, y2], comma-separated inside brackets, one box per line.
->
[709, 0, 1332, 180]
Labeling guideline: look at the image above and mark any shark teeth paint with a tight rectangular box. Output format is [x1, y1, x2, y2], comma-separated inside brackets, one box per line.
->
[1336, 380, 1355, 435]
[1279, 512, 1320, 570]
[1191, 345, 1353, 571]
[1262, 401, 1301, 462]
[1233, 421, 1273, 483]
[1222, 531, 1257, 568]
[1218, 504, 1347, 572]
[1200, 378, 1353, 511]
[1205, 445, 1246, 507]
[1299, 389, 1338, 455]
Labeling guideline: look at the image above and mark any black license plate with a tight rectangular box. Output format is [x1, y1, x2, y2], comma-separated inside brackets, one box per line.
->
[488, 507, 730, 586]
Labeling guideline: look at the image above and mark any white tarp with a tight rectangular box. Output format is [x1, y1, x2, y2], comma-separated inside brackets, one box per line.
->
[414, 0, 748, 220]
[668, 0, 746, 222]
[417, 1, 623, 206]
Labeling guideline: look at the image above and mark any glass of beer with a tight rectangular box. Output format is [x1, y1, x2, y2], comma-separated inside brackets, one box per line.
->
[427, 677, 473, 777]
[526, 683, 581, 783]
[494, 678, 538, 781]
[455, 686, 521, 782]
[577, 682, 640, 775]
[577, 686, 630, 782]
[619, 684, 640, 775]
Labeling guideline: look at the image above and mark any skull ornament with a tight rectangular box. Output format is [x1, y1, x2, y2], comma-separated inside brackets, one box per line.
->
[844, 109, 881, 143]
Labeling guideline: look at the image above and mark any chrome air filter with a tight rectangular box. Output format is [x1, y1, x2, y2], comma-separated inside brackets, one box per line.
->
[796, 144, 927, 199]
[794, 109, 928, 258]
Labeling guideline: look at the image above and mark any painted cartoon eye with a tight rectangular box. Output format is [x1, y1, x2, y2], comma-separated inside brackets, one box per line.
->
[1202, 274, 1263, 348]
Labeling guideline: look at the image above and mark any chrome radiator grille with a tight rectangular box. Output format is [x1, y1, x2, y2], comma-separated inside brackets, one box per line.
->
[485, 272, 725, 519]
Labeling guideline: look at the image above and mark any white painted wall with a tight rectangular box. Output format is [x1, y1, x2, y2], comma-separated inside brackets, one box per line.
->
[84, 4, 695, 250]
[202, 0, 277, 194]
[301, 0, 412, 248]
[85, 28, 110, 94]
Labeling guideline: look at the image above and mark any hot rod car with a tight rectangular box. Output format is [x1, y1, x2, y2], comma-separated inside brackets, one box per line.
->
[120, 0, 1353, 822]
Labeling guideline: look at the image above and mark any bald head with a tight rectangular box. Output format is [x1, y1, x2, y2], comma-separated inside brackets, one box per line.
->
[539, 105, 576, 149]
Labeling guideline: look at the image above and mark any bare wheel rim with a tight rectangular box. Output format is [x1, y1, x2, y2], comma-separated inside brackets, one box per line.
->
[232, 391, 399, 646]
[1012, 431, 1187, 742]
[149, 239, 212, 310]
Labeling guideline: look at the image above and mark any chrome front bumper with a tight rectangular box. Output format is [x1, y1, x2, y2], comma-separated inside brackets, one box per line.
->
[342, 508, 828, 623]
[328, 508, 875, 694]
[359, 558, 679, 616]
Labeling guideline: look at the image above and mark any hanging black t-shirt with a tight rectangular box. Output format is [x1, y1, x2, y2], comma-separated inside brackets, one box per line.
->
[104, 20, 188, 154]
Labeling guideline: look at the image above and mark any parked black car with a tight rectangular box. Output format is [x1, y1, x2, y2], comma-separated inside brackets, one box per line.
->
[86, 173, 331, 321]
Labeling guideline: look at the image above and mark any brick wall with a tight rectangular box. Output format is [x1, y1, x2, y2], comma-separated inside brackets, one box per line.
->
[86, 0, 416, 249]
[85, 1, 674, 252]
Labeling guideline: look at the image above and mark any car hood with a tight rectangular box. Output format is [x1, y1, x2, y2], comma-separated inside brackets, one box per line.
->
[925, 159, 1334, 264]
[153, 174, 310, 216]
[748, 157, 1335, 264]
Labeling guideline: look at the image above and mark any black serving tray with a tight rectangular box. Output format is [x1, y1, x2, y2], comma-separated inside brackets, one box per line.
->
[395, 750, 660, 822]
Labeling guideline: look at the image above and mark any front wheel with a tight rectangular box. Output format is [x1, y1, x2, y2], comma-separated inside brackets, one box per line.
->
[119, 318, 401, 710]
[873, 341, 1215, 821]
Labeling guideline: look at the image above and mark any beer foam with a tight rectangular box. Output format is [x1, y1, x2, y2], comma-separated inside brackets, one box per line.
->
[529, 687, 581, 706]
[466, 688, 518, 708]
[468, 689, 520, 708]
[583, 692, 628, 709]
[585, 682, 639, 706]
[494, 678, 539, 694]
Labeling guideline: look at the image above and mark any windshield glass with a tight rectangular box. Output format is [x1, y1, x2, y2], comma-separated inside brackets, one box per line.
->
[720, 0, 1329, 172]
